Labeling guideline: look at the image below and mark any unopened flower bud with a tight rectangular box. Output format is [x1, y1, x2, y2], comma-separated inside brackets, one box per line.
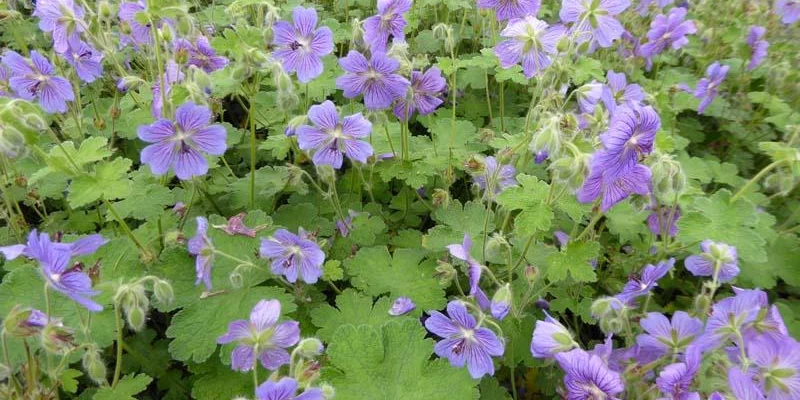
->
[649, 152, 686, 201]
[4, 306, 47, 338]
[600, 317, 624, 335]
[41, 323, 74, 354]
[693, 293, 712, 318]
[98, 1, 113, 19]
[153, 279, 174, 305]
[286, 115, 308, 137]
[321, 383, 336, 399]
[297, 338, 325, 358]
[82, 346, 107, 384]
[431, 189, 451, 207]
[0, 126, 26, 158]
[434, 261, 457, 285]
[126, 306, 146, 331]
[93, 117, 105, 130]
[159, 25, 174, 42]
[277, 91, 299, 112]
[530, 113, 563, 159]
[464, 155, 485, 174]
[490, 284, 512, 320]
[524, 265, 539, 283]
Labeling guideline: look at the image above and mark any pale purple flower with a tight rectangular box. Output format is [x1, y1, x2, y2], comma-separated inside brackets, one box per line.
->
[474, 156, 517, 200]
[2, 50, 74, 114]
[151, 60, 185, 118]
[296, 100, 373, 169]
[577, 153, 652, 211]
[559, 0, 631, 48]
[217, 300, 300, 371]
[138, 102, 226, 180]
[61, 38, 104, 83]
[447, 234, 490, 309]
[336, 51, 410, 110]
[393, 67, 447, 120]
[336, 210, 360, 237]
[647, 207, 680, 237]
[696, 289, 763, 350]
[363, 0, 412, 52]
[259, 229, 325, 284]
[577, 82, 605, 114]
[636, 311, 703, 363]
[555, 348, 625, 400]
[776, 0, 800, 24]
[635, 0, 673, 16]
[273, 7, 333, 83]
[119, 1, 153, 46]
[601, 70, 645, 114]
[655, 345, 701, 400]
[490, 284, 512, 320]
[684, 240, 739, 283]
[728, 367, 765, 399]
[0, 65, 13, 98]
[221, 212, 258, 237]
[531, 311, 578, 358]
[638, 7, 696, 64]
[616, 258, 674, 306]
[495, 16, 565, 78]
[424, 301, 505, 379]
[746, 335, 800, 399]
[693, 62, 728, 114]
[33, 0, 85, 53]
[182, 36, 229, 73]
[256, 377, 324, 400]
[187, 217, 214, 290]
[478, 0, 541, 21]
[389, 297, 416, 316]
[747, 26, 769, 71]
[598, 105, 660, 178]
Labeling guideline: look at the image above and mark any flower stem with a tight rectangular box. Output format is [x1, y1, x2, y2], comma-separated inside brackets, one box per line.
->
[730, 159, 785, 203]
[575, 212, 603, 242]
[248, 85, 259, 210]
[112, 302, 124, 389]
[103, 198, 151, 259]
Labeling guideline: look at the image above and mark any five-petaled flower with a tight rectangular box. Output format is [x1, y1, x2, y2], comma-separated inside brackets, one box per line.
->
[273, 7, 334, 83]
[363, 0, 412, 52]
[336, 51, 410, 110]
[259, 229, 325, 284]
[495, 16, 565, 78]
[296, 100, 373, 169]
[2, 50, 75, 114]
[217, 300, 300, 371]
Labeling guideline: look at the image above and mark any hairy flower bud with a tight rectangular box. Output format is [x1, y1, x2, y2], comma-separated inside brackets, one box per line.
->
[434, 261, 457, 285]
[490, 284, 512, 320]
[524, 265, 539, 284]
[276, 91, 299, 112]
[126, 306, 146, 332]
[41, 323, 75, 354]
[296, 338, 325, 358]
[530, 113, 563, 159]
[649, 152, 686, 202]
[153, 279, 175, 306]
[321, 383, 336, 399]
[82, 346, 107, 384]
[431, 189, 451, 207]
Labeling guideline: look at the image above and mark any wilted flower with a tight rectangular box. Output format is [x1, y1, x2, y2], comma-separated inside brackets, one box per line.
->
[336, 51, 410, 110]
[554, 348, 625, 399]
[477, 0, 540, 21]
[636, 311, 703, 363]
[389, 297, 416, 316]
[647, 207, 680, 237]
[616, 258, 674, 306]
[217, 300, 300, 371]
[776, 0, 800, 24]
[259, 229, 325, 284]
[2, 50, 74, 113]
[691, 62, 728, 114]
[138, 102, 227, 180]
[424, 301, 505, 378]
[747, 25, 769, 71]
[638, 7, 696, 66]
[531, 311, 578, 358]
[188, 217, 214, 290]
[180, 36, 229, 73]
[393, 67, 447, 120]
[559, 0, 630, 48]
[220, 213, 258, 237]
[684, 240, 739, 283]
[255, 377, 324, 400]
[296, 100, 373, 169]
[601, 70, 644, 114]
[33, 0, 86, 53]
[61, 38, 104, 83]
[447, 234, 490, 309]
[655, 345, 701, 400]
[363, 0, 412, 52]
[273, 7, 333, 83]
[495, 16, 565, 78]
[577, 152, 652, 211]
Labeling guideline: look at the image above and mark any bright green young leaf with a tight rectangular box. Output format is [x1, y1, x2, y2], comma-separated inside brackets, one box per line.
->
[93, 374, 152, 400]
[310, 289, 400, 341]
[545, 241, 601, 283]
[68, 158, 133, 209]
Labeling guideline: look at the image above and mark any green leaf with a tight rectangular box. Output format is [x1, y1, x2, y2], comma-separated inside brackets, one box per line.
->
[165, 286, 295, 363]
[188, 354, 251, 400]
[740, 234, 800, 289]
[34, 137, 112, 180]
[107, 172, 175, 221]
[322, 259, 344, 281]
[496, 174, 554, 236]
[432, 200, 495, 237]
[93, 374, 152, 400]
[324, 320, 478, 400]
[345, 247, 446, 312]
[479, 377, 512, 400]
[310, 289, 400, 341]
[605, 203, 649, 244]
[545, 241, 600, 283]
[60, 369, 83, 393]
[68, 158, 133, 209]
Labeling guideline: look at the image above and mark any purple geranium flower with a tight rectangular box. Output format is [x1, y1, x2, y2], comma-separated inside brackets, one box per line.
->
[151, 60, 185, 118]
[474, 156, 518, 200]
[447, 234, 491, 309]
[696, 289, 763, 350]
[259, 229, 325, 284]
[256, 377, 324, 400]
[692, 62, 728, 114]
[776, 0, 800, 24]
[616, 258, 674, 306]
[220, 212, 258, 237]
[635, 0, 673, 16]
[647, 206, 680, 237]
[599, 105, 660, 177]
[495, 16, 565, 78]
[0, 230, 105, 312]
[636, 311, 703, 363]
[684, 240, 739, 283]
[389, 297, 416, 316]
[746, 335, 800, 399]
[2, 50, 74, 114]
[138, 101, 227, 180]
[638, 7, 696, 65]
[119, 1, 153, 46]
[188, 216, 214, 290]
[217, 300, 300, 371]
[577, 153, 652, 211]
[273, 7, 333, 83]
[363, 0, 412, 52]
[747, 26, 769, 71]
[576, 82, 605, 114]
[601, 70, 645, 114]
[296, 100, 373, 169]
[61, 38, 104, 83]
[560, 0, 631, 48]
[555, 348, 625, 400]
[336, 51, 410, 110]
[33, 0, 85, 53]
[655, 345, 701, 400]
[531, 311, 578, 358]
[728, 367, 765, 399]
[182, 36, 229, 73]
[424, 301, 505, 379]
[393, 67, 447, 120]
[477, 0, 541, 21]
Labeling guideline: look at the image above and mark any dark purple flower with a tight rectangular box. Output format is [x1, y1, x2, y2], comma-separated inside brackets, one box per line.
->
[474, 156, 517, 200]
[636, 311, 702, 363]
[495, 16, 565, 78]
[188, 216, 214, 290]
[151, 60, 185, 118]
[693, 62, 728, 114]
[119, 1, 153, 46]
[447, 234, 491, 309]
[182, 36, 229, 73]
[424, 301, 505, 379]
[478, 0, 541, 21]
[393, 67, 446, 120]
[747, 26, 769, 71]
[363, 0, 412, 52]
[598, 105, 660, 177]
[296, 100, 373, 169]
[534, 150, 549, 164]
[655, 345, 701, 400]
[616, 258, 674, 306]
[336, 51, 410, 110]
[273, 7, 333, 83]
[576, 153, 652, 211]
[33, 0, 85, 53]
[776, 0, 800, 24]
[746, 335, 800, 399]
[255, 377, 324, 400]
[138, 101, 227, 180]
[635, 0, 673, 15]
[684, 240, 739, 283]
[61, 38, 104, 83]
[389, 296, 416, 316]
[555, 348, 625, 400]
[2, 50, 74, 114]
[601, 70, 645, 114]
[647, 206, 680, 237]
[560, 0, 631, 48]
[217, 300, 300, 371]
[638, 7, 696, 65]
[220, 212, 258, 237]
[531, 311, 578, 358]
[728, 367, 765, 399]
[259, 229, 325, 284]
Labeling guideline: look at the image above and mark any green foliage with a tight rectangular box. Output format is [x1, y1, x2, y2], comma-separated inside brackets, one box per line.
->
[310, 289, 399, 341]
[93, 374, 152, 400]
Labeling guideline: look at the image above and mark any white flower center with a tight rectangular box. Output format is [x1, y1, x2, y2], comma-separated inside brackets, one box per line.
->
[50, 273, 61, 283]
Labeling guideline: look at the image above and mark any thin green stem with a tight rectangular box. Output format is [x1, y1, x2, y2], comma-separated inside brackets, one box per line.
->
[730, 160, 786, 203]
[248, 84, 260, 210]
[112, 303, 124, 389]
[103, 198, 150, 258]
[575, 212, 603, 242]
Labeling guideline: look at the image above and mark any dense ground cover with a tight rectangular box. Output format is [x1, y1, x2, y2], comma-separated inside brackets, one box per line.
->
[0, 0, 799, 398]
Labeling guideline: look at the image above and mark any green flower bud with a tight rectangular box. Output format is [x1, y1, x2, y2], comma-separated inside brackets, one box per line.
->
[600, 317, 624, 335]
[530, 113, 563, 159]
[296, 338, 325, 358]
[153, 279, 175, 306]
[0, 125, 26, 158]
[98, 1, 113, 19]
[126, 306, 146, 332]
[277, 91, 299, 112]
[82, 346, 107, 385]
[434, 261, 457, 286]
[693, 293, 712, 318]
[648, 152, 686, 202]
[431, 189, 451, 207]
[229, 271, 244, 289]
[159, 25, 173, 42]
[321, 383, 336, 399]
[41, 324, 75, 354]
[315, 164, 336, 183]
[524, 265, 539, 284]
